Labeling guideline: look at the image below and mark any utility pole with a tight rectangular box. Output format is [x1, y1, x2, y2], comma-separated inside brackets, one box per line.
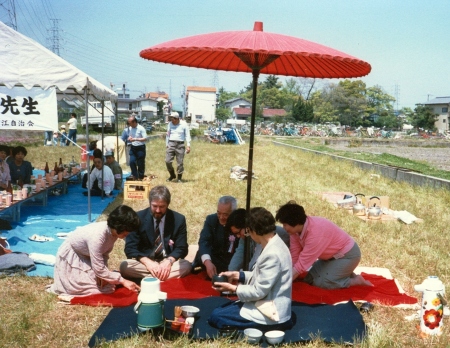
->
[48, 19, 62, 56]
[181, 85, 187, 120]
[394, 84, 400, 112]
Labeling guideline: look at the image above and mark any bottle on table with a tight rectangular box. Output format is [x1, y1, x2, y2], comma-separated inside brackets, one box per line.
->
[6, 181, 13, 194]
[58, 158, 64, 173]
[54, 162, 59, 174]
[18, 176, 24, 188]
[45, 162, 49, 174]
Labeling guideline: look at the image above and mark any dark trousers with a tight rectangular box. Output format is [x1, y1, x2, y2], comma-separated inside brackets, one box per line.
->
[208, 301, 294, 331]
[67, 129, 77, 145]
[129, 145, 146, 179]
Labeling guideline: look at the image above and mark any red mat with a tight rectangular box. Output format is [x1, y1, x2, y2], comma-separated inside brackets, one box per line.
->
[69, 272, 417, 307]
[160, 272, 418, 306]
[69, 287, 138, 307]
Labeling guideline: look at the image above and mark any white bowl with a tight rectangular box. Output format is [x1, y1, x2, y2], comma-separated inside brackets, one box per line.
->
[265, 330, 285, 345]
[181, 305, 200, 317]
[244, 328, 263, 344]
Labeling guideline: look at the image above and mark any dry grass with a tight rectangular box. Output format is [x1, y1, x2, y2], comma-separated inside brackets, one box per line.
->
[1, 136, 450, 347]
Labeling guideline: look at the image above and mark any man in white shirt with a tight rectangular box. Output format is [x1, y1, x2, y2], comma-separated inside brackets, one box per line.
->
[66, 113, 78, 146]
[165, 112, 191, 183]
[121, 115, 147, 180]
[85, 157, 115, 196]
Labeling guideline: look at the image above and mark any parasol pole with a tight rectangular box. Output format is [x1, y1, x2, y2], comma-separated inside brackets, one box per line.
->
[243, 68, 260, 271]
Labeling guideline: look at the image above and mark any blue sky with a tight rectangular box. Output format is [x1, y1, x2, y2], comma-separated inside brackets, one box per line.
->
[1, 0, 449, 110]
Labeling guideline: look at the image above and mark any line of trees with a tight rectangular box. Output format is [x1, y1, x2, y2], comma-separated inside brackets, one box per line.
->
[216, 75, 438, 130]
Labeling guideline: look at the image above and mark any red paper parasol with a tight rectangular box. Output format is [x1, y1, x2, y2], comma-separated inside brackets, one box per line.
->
[140, 22, 371, 268]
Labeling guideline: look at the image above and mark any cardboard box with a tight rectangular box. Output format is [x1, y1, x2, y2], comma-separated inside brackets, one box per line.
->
[124, 181, 151, 200]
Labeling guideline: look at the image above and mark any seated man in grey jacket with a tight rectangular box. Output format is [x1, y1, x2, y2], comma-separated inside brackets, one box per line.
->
[227, 208, 290, 271]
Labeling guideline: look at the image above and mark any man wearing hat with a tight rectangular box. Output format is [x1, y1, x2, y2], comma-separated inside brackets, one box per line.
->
[165, 111, 191, 183]
[105, 151, 123, 191]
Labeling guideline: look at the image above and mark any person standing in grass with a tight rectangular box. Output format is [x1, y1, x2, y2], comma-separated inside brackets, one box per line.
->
[49, 205, 141, 297]
[191, 196, 239, 278]
[275, 201, 373, 289]
[66, 112, 78, 146]
[121, 114, 147, 180]
[165, 111, 191, 183]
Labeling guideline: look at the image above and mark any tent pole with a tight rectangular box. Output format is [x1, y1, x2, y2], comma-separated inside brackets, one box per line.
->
[85, 88, 91, 222]
[101, 100, 105, 200]
[243, 68, 260, 271]
[115, 100, 119, 163]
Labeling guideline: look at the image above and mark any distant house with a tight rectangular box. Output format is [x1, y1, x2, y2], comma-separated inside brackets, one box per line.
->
[421, 96, 450, 132]
[224, 97, 251, 110]
[232, 107, 286, 122]
[186, 86, 217, 123]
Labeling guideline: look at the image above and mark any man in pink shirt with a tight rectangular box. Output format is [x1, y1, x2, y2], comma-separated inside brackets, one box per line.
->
[275, 201, 373, 289]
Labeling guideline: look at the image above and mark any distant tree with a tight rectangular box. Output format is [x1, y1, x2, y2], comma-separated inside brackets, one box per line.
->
[366, 85, 395, 116]
[263, 75, 281, 89]
[292, 97, 314, 122]
[411, 105, 438, 130]
[217, 87, 238, 107]
[215, 107, 231, 121]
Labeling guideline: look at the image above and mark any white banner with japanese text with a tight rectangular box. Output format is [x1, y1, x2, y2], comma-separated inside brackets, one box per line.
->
[0, 86, 58, 131]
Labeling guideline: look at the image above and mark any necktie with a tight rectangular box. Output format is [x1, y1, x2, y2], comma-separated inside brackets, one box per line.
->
[154, 219, 165, 260]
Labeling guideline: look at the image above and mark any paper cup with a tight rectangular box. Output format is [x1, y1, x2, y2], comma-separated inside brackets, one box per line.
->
[22, 188, 28, 199]
[5, 194, 12, 206]
[38, 174, 42, 179]
[16, 191, 22, 200]
[58, 172, 63, 181]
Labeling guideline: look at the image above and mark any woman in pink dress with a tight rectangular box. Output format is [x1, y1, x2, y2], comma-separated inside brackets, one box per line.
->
[50, 205, 141, 296]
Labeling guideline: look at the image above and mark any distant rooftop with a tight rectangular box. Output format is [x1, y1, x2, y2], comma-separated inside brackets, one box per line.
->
[422, 96, 450, 105]
[186, 86, 217, 92]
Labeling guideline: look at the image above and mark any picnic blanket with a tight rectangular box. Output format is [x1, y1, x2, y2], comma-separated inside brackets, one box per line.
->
[1, 170, 117, 277]
[68, 269, 417, 307]
[88, 297, 366, 347]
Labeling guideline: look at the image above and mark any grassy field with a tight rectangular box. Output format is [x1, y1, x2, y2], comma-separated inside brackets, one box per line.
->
[1, 136, 450, 347]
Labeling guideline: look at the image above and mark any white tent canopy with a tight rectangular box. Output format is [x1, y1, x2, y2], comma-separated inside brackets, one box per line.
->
[0, 21, 117, 102]
[0, 21, 118, 222]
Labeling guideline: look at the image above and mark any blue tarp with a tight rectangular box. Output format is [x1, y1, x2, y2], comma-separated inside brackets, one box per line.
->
[0, 169, 117, 277]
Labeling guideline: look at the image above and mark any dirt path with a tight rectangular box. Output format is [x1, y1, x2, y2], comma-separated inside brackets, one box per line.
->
[328, 143, 450, 172]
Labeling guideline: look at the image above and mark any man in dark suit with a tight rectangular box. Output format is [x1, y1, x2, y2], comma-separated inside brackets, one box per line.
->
[192, 196, 239, 279]
[120, 185, 190, 281]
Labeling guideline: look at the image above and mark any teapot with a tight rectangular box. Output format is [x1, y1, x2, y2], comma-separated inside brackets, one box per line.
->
[367, 197, 382, 220]
[352, 193, 366, 216]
